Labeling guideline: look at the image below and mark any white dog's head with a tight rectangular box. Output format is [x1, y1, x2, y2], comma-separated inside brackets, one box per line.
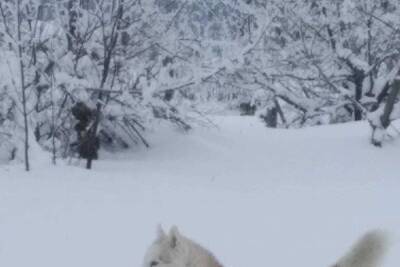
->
[143, 226, 188, 267]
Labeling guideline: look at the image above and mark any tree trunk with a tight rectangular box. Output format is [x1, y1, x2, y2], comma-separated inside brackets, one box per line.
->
[67, 0, 78, 52]
[85, 102, 101, 169]
[380, 79, 400, 128]
[371, 79, 400, 146]
[17, 0, 30, 171]
[85, 1, 124, 169]
[354, 77, 363, 121]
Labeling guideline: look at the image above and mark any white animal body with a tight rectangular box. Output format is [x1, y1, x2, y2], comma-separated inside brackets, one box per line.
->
[143, 226, 389, 267]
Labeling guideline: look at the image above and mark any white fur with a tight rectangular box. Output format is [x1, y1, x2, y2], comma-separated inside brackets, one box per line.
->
[143, 226, 223, 267]
[143, 227, 389, 267]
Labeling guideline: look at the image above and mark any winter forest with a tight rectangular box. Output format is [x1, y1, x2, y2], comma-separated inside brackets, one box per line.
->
[1, 0, 400, 169]
[0, 1, 400, 267]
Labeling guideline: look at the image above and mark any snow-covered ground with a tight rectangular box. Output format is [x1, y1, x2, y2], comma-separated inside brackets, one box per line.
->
[0, 116, 399, 267]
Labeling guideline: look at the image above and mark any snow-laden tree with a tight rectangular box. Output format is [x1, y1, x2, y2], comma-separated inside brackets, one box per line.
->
[237, 0, 400, 131]
[0, 0, 48, 170]
[0, 0, 219, 169]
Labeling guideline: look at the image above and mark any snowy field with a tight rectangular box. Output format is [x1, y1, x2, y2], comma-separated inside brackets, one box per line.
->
[0, 116, 399, 267]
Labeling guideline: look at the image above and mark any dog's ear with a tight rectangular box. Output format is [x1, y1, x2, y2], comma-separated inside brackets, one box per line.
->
[157, 224, 166, 240]
[169, 226, 180, 248]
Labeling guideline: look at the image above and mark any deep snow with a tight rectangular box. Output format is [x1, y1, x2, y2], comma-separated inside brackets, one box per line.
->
[0, 116, 399, 267]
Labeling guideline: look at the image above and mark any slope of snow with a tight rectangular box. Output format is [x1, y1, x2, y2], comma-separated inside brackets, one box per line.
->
[0, 116, 399, 267]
